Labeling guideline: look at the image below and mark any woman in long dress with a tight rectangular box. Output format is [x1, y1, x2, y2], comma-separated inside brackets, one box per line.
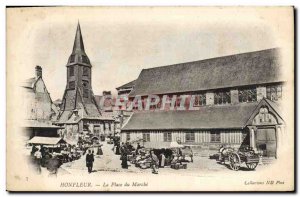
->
[115, 142, 120, 155]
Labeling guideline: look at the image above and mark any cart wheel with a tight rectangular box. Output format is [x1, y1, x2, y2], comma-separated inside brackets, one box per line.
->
[229, 153, 241, 171]
[246, 162, 258, 170]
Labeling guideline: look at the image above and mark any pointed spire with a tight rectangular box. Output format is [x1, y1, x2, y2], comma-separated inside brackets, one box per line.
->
[67, 22, 91, 66]
[72, 22, 85, 53]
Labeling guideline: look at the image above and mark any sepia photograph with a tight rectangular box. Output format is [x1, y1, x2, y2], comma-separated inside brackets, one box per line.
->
[6, 6, 294, 192]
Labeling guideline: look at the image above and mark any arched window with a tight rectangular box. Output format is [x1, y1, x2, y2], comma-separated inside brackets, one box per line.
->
[70, 55, 75, 63]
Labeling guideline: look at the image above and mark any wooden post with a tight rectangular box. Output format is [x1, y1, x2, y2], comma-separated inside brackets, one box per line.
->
[276, 125, 282, 159]
[248, 126, 257, 152]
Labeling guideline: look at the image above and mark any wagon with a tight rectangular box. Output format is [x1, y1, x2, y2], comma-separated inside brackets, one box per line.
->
[228, 148, 260, 171]
[215, 146, 260, 171]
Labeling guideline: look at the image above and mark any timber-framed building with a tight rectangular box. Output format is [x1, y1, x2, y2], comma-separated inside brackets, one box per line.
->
[121, 48, 285, 158]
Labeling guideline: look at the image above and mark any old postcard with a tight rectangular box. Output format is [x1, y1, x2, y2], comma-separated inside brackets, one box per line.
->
[6, 6, 294, 191]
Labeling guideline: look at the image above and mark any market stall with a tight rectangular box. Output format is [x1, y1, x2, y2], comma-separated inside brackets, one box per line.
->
[132, 141, 191, 170]
[28, 137, 68, 167]
[28, 136, 67, 148]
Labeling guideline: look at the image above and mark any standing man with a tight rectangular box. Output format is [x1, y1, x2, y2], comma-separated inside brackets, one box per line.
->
[150, 150, 159, 174]
[218, 145, 226, 164]
[86, 150, 94, 173]
[136, 143, 141, 154]
[120, 143, 128, 169]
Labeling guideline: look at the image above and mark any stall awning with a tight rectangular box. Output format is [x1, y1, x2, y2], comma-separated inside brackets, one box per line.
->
[28, 137, 66, 145]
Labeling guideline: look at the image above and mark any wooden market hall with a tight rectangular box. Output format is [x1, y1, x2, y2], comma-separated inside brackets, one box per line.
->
[120, 48, 286, 158]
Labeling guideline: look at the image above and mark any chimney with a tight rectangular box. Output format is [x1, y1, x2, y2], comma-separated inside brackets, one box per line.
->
[35, 65, 42, 79]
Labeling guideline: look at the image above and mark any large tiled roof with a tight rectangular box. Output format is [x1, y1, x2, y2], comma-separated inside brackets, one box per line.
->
[121, 103, 259, 131]
[85, 103, 102, 117]
[57, 110, 72, 123]
[57, 107, 114, 124]
[57, 87, 105, 122]
[129, 48, 283, 97]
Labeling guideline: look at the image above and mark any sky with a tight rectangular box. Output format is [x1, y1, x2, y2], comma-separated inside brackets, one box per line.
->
[7, 7, 292, 101]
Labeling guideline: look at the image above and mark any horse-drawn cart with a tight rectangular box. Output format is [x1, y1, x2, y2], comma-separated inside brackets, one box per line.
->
[217, 146, 260, 171]
[228, 149, 260, 171]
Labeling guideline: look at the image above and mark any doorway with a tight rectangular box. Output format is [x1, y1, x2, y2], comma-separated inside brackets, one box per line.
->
[256, 128, 277, 157]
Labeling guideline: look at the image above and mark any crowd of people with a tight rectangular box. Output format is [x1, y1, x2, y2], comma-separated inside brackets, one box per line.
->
[29, 135, 193, 176]
[30, 145, 64, 176]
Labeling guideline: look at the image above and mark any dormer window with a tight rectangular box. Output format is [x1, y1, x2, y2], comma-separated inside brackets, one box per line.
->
[70, 55, 75, 63]
[82, 55, 89, 64]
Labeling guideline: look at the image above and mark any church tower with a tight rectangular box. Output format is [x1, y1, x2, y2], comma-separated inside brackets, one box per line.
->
[58, 23, 102, 122]
[66, 22, 92, 104]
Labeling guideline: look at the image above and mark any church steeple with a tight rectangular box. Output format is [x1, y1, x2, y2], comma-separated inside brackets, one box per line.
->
[67, 22, 91, 66]
[59, 22, 101, 120]
[72, 22, 85, 54]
